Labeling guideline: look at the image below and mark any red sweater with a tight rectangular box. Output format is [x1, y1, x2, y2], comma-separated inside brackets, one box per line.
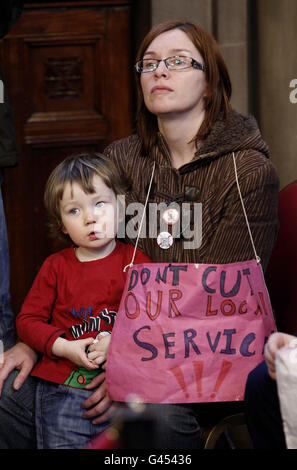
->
[16, 241, 151, 384]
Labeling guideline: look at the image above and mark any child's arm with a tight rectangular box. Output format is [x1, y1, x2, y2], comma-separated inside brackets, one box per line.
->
[16, 257, 65, 356]
[52, 337, 99, 370]
[86, 332, 111, 366]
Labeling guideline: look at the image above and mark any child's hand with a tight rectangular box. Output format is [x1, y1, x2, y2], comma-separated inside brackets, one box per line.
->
[52, 337, 99, 370]
[87, 334, 111, 365]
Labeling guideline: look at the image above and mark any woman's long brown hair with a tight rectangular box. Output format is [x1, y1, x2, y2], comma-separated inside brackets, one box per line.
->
[135, 20, 232, 156]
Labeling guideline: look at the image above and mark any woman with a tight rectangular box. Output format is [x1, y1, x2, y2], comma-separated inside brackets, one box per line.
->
[105, 20, 278, 269]
[102, 20, 279, 448]
[0, 20, 279, 449]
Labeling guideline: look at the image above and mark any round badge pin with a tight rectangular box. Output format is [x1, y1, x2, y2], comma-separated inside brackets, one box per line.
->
[157, 231, 173, 249]
[162, 208, 180, 226]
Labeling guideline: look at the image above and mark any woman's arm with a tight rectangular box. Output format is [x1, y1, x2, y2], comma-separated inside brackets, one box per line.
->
[205, 158, 279, 272]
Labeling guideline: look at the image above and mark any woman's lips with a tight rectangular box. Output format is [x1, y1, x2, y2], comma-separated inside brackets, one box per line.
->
[151, 86, 173, 94]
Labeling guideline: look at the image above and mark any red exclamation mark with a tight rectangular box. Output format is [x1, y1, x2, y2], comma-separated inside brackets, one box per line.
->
[211, 360, 232, 399]
[193, 361, 203, 398]
[170, 365, 189, 399]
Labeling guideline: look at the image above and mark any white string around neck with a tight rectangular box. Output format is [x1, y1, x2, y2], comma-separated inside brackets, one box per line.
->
[232, 152, 261, 264]
[123, 153, 261, 272]
[123, 162, 156, 272]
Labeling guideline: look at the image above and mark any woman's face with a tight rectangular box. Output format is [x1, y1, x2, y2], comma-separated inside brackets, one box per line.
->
[140, 28, 207, 120]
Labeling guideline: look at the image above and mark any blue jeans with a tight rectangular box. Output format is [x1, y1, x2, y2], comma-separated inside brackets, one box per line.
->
[117, 401, 244, 449]
[35, 380, 109, 449]
[0, 370, 37, 449]
[0, 173, 15, 350]
[137, 403, 201, 449]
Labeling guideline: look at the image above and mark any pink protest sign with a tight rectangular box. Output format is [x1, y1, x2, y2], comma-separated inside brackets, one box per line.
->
[106, 261, 276, 403]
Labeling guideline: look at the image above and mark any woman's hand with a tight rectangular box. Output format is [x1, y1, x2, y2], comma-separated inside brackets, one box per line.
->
[264, 332, 296, 379]
[0, 342, 38, 395]
[82, 372, 121, 424]
[52, 337, 99, 370]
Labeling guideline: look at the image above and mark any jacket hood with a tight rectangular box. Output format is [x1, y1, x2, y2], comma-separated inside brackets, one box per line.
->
[194, 109, 270, 161]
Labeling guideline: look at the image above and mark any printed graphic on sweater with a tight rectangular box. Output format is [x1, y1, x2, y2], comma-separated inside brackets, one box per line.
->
[69, 307, 116, 339]
[64, 307, 116, 388]
[64, 366, 101, 388]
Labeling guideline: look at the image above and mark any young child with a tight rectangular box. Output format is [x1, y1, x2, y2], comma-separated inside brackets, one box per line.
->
[16, 153, 151, 449]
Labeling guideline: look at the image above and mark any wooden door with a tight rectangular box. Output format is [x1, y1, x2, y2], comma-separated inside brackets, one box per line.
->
[1, 0, 134, 313]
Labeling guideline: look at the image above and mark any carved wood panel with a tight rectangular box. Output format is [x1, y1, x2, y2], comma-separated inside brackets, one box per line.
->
[1, 1, 133, 313]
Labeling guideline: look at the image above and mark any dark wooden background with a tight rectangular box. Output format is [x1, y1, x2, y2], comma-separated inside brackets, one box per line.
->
[1, 0, 135, 314]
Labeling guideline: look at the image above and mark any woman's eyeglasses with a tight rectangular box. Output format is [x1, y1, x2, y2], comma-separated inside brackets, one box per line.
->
[135, 55, 205, 73]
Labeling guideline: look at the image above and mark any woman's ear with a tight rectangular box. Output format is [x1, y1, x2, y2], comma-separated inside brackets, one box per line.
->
[203, 84, 210, 102]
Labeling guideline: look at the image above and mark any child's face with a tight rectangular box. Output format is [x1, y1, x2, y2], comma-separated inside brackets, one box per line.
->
[60, 175, 119, 260]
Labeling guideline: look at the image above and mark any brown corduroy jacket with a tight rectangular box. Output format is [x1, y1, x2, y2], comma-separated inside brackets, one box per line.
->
[104, 110, 279, 272]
